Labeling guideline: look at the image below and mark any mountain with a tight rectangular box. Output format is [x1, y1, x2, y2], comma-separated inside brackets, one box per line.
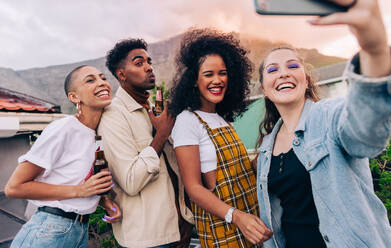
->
[0, 33, 345, 114]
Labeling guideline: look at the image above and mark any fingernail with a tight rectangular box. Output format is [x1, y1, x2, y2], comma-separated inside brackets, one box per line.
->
[307, 19, 317, 25]
[101, 217, 108, 222]
[111, 207, 117, 212]
[104, 215, 115, 220]
[111, 183, 115, 187]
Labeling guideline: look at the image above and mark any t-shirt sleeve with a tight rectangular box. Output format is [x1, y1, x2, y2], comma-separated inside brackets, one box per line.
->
[172, 111, 201, 148]
[18, 120, 65, 178]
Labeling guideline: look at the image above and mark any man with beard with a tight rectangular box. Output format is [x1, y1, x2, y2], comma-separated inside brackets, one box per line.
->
[99, 39, 193, 248]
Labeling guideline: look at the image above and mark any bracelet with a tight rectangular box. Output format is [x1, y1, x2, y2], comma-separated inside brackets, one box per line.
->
[224, 207, 236, 224]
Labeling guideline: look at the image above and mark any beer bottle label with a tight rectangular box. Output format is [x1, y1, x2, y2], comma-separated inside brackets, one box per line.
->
[96, 140, 103, 151]
[156, 90, 163, 101]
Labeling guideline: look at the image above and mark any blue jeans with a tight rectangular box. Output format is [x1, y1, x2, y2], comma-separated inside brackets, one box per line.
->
[11, 210, 88, 248]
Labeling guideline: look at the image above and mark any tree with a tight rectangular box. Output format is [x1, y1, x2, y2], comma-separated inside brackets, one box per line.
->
[370, 139, 391, 223]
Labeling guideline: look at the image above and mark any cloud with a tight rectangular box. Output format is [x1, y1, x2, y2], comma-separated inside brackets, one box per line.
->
[319, 10, 391, 58]
[0, 0, 390, 70]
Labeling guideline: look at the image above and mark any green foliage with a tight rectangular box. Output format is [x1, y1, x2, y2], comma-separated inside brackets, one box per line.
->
[151, 81, 169, 104]
[88, 206, 120, 248]
[370, 139, 391, 223]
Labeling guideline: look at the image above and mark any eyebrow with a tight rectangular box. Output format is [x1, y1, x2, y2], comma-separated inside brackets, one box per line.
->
[265, 59, 299, 68]
[83, 74, 96, 80]
[201, 69, 227, 75]
[131, 55, 152, 62]
[286, 59, 299, 63]
[131, 56, 145, 61]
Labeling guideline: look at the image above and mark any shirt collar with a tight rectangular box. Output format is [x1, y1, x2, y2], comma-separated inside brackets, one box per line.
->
[116, 86, 145, 113]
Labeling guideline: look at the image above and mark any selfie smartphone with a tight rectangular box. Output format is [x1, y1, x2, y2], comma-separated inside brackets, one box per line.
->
[254, 0, 349, 16]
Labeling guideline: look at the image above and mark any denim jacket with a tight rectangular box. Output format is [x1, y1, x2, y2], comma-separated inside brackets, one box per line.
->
[257, 55, 391, 248]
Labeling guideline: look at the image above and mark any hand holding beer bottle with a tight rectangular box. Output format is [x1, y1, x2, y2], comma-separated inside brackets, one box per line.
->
[75, 136, 113, 197]
[154, 86, 164, 116]
[74, 136, 112, 197]
[148, 90, 175, 156]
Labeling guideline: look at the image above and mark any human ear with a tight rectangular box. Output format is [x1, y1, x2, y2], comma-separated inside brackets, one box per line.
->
[305, 74, 311, 88]
[68, 92, 80, 105]
[116, 69, 126, 83]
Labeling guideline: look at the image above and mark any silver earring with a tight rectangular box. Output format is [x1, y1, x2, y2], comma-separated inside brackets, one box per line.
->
[76, 102, 82, 118]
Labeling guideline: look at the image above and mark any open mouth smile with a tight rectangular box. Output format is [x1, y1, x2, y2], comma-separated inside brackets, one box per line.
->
[95, 89, 110, 98]
[276, 82, 296, 91]
[207, 84, 225, 96]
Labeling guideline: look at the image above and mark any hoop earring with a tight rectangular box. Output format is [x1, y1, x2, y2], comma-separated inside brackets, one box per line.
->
[76, 102, 82, 118]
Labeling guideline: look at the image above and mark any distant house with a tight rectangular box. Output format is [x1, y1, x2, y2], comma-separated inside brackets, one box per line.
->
[233, 62, 348, 157]
[312, 62, 348, 98]
[0, 87, 66, 247]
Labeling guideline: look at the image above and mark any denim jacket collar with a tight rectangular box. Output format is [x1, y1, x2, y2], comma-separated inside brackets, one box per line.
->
[294, 99, 315, 133]
[259, 119, 281, 153]
[259, 99, 315, 154]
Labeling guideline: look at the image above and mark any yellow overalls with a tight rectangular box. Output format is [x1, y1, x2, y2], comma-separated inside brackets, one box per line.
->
[192, 112, 260, 248]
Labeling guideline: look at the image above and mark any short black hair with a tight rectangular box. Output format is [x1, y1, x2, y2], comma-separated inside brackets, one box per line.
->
[169, 28, 253, 122]
[64, 65, 88, 96]
[106, 38, 148, 80]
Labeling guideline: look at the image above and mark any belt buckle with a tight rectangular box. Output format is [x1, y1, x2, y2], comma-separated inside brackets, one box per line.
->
[79, 215, 83, 223]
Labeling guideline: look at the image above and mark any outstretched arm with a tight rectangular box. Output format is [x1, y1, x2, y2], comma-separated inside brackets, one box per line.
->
[312, 0, 391, 157]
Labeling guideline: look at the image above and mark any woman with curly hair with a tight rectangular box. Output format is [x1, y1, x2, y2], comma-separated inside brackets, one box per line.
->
[170, 28, 273, 247]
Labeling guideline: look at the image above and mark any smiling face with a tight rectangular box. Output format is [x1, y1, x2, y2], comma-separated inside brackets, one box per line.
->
[68, 66, 112, 110]
[116, 48, 155, 93]
[197, 54, 228, 113]
[261, 49, 308, 106]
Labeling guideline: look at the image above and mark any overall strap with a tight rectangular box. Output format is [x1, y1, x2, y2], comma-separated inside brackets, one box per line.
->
[191, 111, 215, 138]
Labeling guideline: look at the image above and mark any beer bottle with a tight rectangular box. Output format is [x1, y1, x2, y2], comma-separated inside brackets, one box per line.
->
[93, 135, 109, 195]
[155, 86, 164, 116]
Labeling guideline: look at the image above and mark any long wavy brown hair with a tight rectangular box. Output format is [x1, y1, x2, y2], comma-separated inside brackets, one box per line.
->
[257, 46, 320, 147]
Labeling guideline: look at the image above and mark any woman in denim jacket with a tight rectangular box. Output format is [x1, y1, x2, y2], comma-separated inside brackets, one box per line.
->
[256, 0, 391, 247]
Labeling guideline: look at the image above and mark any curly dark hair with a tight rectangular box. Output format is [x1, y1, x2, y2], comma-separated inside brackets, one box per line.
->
[106, 38, 147, 79]
[169, 28, 253, 122]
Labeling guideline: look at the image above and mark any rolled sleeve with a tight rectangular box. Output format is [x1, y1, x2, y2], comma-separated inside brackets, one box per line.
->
[140, 146, 160, 174]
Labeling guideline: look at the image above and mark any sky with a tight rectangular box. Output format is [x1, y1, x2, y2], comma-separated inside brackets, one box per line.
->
[0, 0, 390, 70]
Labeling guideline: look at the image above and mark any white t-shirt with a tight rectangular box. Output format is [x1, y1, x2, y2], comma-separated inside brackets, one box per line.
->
[18, 116, 100, 215]
[172, 110, 229, 173]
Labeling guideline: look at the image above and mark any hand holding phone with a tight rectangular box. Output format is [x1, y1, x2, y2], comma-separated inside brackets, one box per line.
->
[310, 0, 390, 78]
[254, 0, 351, 16]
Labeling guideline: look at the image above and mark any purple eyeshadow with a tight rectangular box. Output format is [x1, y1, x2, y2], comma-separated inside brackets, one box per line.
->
[288, 63, 300, 69]
[267, 67, 278, 73]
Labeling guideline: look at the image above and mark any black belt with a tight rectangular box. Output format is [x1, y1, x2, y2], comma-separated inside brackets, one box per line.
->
[38, 206, 90, 224]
